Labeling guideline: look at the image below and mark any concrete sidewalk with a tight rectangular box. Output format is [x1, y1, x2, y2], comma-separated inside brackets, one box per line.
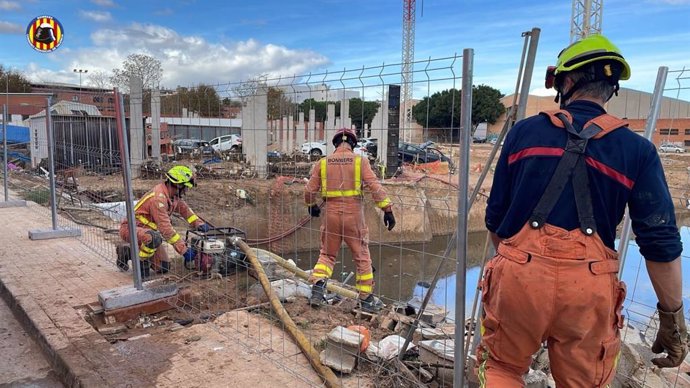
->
[0, 202, 322, 387]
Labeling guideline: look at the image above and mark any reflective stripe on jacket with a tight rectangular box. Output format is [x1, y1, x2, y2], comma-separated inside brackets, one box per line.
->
[123, 182, 203, 250]
[305, 146, 392, 209]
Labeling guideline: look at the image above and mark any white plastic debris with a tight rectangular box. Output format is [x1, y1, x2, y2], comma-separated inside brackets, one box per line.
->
[376, 335, 416, 361]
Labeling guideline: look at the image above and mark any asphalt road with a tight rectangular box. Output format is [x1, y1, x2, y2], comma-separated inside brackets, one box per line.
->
[0, 297, 63, 388]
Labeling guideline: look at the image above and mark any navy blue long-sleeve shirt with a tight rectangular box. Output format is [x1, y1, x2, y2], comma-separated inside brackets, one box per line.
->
[485, 100, 682, 262]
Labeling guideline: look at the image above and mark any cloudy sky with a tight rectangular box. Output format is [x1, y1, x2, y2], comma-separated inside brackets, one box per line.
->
[0, 0, 689, 98]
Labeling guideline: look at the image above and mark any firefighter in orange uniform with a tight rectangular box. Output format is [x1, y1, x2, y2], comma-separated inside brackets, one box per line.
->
[305, 128, 396, 313]
[118, 165, 209, 277]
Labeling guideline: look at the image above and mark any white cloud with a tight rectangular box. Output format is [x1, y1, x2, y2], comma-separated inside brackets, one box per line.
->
[24, 23, 330, 89]
[79, 10, 112, 22]
[530, 88, 557, 97]
[90, 0, 115, 6]
[0, 21, 23, 34]
[0, 1, 20, 11]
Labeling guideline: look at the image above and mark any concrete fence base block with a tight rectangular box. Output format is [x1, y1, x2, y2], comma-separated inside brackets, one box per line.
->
[0, 200, 27, 208]
[28, 227, 81, 240]
[98, 281, 179, 311]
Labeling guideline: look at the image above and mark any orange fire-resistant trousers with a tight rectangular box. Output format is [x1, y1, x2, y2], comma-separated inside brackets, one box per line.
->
[119, 223, 169, 271]
[476, 223, 626, 388]
[310, 198, 374, 297]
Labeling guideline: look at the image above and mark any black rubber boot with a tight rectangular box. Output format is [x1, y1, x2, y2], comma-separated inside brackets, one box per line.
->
[139, 260, 151, 279]
[358, 294, 384, 313]
[116, 245, 130, 271]
[155, 261, 170, 274]
[309, 280, 327, 308]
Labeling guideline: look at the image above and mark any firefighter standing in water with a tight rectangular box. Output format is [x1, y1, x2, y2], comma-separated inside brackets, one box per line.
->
[480, 34, 686, 387]
[305, 128, 396, 313]
[118, 165, 210, 277]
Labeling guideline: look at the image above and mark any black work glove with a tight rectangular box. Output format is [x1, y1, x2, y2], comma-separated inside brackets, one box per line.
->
[308, 205, 321, 218]
[651, 303, 688, 368]
[383, 211, 396, 231]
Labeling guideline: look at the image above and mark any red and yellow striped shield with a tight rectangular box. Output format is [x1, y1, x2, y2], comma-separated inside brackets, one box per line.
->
[26, 16, 64, 52]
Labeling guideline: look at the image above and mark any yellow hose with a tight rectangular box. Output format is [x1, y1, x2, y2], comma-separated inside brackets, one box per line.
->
[253, 247, 359, 300]
[233, 239, 340, 388]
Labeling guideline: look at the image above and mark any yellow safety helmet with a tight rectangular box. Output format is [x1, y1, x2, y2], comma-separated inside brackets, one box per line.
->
[165, 165, 195, 188]
[554, 34, 630, 80]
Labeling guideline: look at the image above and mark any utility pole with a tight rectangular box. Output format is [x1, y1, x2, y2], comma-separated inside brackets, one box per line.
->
[73, 68, 88, 102]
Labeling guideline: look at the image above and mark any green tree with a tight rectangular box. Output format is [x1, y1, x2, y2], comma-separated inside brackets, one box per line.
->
[298, 98, 333, 122]
[412, 85, 505, 135]
[161, 84, 221, 117]
[0, 66, 31, 93]
[412, 89, 461, 129]
[348, 98, 380, 130]
[472, 84, 505, 127]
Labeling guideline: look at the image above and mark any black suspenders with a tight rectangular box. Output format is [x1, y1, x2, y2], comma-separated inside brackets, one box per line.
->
[528, 113, 605, 236]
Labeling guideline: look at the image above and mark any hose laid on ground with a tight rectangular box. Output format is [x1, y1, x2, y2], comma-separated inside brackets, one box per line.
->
[252, 248, 359, 300]
[232, 238, 340, 388]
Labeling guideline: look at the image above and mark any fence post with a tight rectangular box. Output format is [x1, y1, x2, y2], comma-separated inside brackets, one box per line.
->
[454, 47, 474, 388]
[0, 104, 26, 208]
[115, 89, 143, 290]
[28, 97, 80, 239]
[618, 66, 669, 272]
[516, 27, 540, 121]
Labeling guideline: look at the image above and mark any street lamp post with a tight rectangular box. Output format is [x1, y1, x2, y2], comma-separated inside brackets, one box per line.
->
[73, 68, 87, 102]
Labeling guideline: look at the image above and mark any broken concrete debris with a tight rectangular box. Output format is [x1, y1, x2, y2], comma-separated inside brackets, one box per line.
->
[319, 326, 365, 374]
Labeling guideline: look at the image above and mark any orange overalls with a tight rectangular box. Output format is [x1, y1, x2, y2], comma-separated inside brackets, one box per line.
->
[119, 182, 203, 269]
[477, 111, 628, 387]
[305, 145, 392, 297]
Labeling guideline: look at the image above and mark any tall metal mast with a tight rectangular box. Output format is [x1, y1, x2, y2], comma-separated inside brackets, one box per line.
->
[570, 0, 603, 42]
[401, 0, 416, 141]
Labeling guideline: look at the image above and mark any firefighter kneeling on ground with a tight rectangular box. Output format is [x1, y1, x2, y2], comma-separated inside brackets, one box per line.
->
[118, 165, 210, 277]
[305, 128, 396, 313]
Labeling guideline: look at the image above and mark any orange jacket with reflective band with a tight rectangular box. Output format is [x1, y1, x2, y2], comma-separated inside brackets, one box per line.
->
[305, 146, 392, 210]
[121, 182, 203, 254]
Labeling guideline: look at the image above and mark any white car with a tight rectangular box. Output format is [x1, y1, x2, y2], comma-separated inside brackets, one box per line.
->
[659, 144, 685, 153]
[301, 141, 327, 156]
[210, 134, 242, 152]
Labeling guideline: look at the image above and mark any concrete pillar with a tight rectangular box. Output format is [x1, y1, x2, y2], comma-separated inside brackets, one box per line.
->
[298, 112, 305, 144]
[335, 118, 341, 130]
[326, 104, 336, 155]
[364, 123, 369, 138]
[308, 109, 315, 143]
[287, 114, 294, 153]
[371, 99, 389, 168]
[151, 88, 161, 161]
[340, 98, 351, 131]
[241, 86, 268, 178]
[128, 76, 144, 178]
[281, 117, 288, 153]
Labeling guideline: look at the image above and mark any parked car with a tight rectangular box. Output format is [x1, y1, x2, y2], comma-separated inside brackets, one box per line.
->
[301, 141, 327, 156]
[659, 144, 685, 153]
[173, 139, 214, 156]
[210, 134, 242, 152]
[364, 139, 379, 158]
[398, 141, 456, 173]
